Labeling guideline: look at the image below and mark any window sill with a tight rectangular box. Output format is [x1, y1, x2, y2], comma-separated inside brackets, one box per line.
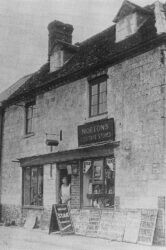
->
[85, 112, 108, 123]
[80, 206, 114, 210]
[22, 132, 35, 139]
[89, 112, 108, 119]
[87, 194, 114, 199]
[22, 205, 44, 210]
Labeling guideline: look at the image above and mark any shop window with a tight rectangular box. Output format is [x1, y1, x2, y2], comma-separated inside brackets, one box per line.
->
[23, 166, 43, 206]
[89, 78, 107, 117]
[25, 100, 35, 134]
[82, 158, 115, 208]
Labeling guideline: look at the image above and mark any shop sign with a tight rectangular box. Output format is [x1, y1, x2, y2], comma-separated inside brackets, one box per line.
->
[83, 161, 91, 173]
[49, 204, 74, 235]
[106, 158, 115, 171]
[78, 118, 115, 147]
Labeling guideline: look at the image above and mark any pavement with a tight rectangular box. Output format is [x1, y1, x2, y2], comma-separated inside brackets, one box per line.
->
[0, 226, 165, 250]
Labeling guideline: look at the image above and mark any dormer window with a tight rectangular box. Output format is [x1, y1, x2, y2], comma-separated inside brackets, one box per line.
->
[116, 13, 137, 42]
[113, 0, 152, 43]
[50, 47, 63, 72]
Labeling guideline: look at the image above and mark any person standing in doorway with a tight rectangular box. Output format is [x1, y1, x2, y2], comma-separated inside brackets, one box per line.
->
[60, 176, 71, 206]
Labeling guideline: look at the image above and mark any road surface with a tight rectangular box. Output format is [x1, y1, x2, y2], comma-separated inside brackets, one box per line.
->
[0, 226, 164, 250]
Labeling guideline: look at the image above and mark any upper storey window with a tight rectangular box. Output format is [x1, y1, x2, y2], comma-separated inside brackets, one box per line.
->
[113, 1, 152, 43]
[89, 77, 107, 117]
[116, 13, 137, 42]
[25, 101, 35, 134]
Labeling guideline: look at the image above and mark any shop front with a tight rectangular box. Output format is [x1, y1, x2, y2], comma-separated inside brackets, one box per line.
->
[19, 118, 119, 225]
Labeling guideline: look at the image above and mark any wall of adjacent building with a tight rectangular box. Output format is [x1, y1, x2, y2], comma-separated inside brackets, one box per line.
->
[1, 46, 166, 231]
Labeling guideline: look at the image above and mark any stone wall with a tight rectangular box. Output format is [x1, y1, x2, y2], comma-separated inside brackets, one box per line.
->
[1, 77, 88, 219]
[109, 46, 166, 209]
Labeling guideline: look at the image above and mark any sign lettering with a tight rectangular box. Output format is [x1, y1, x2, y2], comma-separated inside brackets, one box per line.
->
[49, 204, 74, 235]
[78, 118, 114, 146]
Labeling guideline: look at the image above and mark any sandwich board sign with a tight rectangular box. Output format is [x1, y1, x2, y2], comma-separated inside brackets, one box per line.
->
[49, 204, 74, 235]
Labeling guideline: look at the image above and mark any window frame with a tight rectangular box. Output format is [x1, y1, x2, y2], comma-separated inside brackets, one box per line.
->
[89, 75, 108, 118]
[25, 100, 36, 135]
[22, 166, 43, 207]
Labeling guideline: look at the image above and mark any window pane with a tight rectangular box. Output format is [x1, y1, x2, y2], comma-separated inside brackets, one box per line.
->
[99, 102, 107, 114]
[26, 119, 32, 134]
[99, 92, 106, 104]
[93, 160, 103, 182]
[23, 168, 31, 205]
[91, 84, 98, 95]
[99, 81, 106, 93]
[91, 95, 98, 105]
[23, 166, 43, 207]
[38, 167, 43, 206]
[31, 168, 38, 205]
[26, 102, 35, 134]
[82, 158, 115, 208]
[90, 81, 107, 117]
[27, 106, 33, 119]
[91, 105, 98, 116]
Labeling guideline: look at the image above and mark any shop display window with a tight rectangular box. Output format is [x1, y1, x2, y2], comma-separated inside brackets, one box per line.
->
[82, 157, 115, 208]
[23, 166, 43, 206]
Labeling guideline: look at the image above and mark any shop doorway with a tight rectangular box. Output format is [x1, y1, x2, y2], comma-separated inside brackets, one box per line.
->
[58, 163, 71, 204]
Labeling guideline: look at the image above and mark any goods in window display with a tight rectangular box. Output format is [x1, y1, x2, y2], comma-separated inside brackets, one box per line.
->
[83, 157, 115, 208]
[23, 166, 43, 207]
[83, 161, 91, 173]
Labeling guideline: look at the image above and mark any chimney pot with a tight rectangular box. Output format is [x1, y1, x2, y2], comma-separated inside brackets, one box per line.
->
[47, 20, 74, 72]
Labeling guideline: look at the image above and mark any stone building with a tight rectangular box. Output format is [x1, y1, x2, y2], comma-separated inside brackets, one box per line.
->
[0, 0, 166, 245]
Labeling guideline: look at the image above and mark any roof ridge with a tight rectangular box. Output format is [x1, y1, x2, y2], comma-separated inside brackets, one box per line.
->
[80, 25, 115, 46]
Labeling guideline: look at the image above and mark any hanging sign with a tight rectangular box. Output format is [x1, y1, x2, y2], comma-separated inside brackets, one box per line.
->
[49, 204, 74, 235]
[83, 161, 91, 173]
[106, 158, 115, 171]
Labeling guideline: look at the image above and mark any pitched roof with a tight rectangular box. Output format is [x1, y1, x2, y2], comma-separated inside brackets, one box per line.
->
[113, 0, 153, 23]
[2, 1, 166, 105]
[0, 74, 32, 105]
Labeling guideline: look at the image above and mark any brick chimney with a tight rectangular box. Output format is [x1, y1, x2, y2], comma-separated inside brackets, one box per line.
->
[47, 20, 74, 72]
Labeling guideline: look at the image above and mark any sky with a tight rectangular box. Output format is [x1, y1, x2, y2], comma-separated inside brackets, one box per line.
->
[0, 0, 164, 92]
